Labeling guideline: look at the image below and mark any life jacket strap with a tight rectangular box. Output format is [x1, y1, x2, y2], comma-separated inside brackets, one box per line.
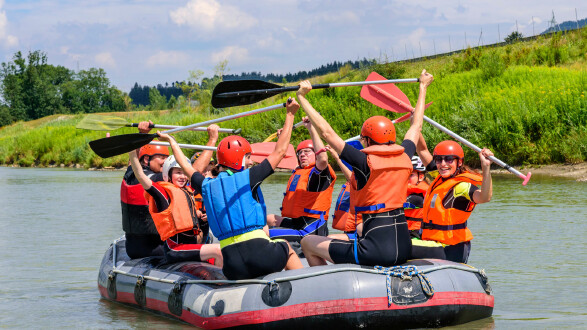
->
[355, 203, 386, 212]
[422, 221, 468, 231]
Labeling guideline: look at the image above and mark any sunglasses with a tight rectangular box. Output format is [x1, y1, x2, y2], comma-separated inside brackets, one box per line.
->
[433, 155, 458, 164]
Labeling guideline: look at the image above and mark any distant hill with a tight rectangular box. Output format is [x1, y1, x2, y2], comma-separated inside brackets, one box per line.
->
[541, 18, 587, 34]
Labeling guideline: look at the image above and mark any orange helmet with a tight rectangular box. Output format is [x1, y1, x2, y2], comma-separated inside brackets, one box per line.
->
[433, 140, 464, 159]
[360, 116, 396, 144]
[296, 139, 314, 153]
[217, 135, 252, 171]
[138, 144, 169, 161]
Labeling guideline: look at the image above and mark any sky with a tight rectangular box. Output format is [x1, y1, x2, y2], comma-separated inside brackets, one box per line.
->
[0, 0, 585, 92]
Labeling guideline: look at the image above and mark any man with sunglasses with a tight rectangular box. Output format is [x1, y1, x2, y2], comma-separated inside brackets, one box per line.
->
[411, 137, 494, 263]
[267, 117, 336, 253]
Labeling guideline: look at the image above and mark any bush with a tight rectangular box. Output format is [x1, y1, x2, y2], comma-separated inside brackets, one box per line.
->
[480, 51, 506, 80]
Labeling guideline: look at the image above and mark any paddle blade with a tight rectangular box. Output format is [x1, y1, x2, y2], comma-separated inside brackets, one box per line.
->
[76, 114, 130, 131]
[250, 143, 297, 169]
[263, 132, 278, 143]
[360, 72, 414, 113]
[89, 133, 156, 158]
[277, 156, 298, 170]
[212, 80, 283, 108]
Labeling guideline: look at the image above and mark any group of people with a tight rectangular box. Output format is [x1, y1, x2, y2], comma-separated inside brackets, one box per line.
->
[119, 69, 495, 280]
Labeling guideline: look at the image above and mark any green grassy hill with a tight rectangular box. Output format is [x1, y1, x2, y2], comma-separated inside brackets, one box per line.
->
[1, 29, 585, 168]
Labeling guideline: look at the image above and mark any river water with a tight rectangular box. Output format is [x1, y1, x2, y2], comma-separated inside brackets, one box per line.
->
[0, 167, 585, 329]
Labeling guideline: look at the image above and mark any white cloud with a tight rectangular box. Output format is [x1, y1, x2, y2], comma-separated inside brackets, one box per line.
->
[211, 46, 249, 65]
[0, 1, 18, 48]
[95, 52, 116, 68]
[169, 0, 257, 32]
[146, 50, 190, 68]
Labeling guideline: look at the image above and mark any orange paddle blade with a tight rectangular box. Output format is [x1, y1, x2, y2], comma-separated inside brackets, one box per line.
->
[361, 72, 433, 113]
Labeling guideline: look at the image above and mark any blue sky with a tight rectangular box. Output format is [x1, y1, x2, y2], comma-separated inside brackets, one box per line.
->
[0, 0, 585, 92]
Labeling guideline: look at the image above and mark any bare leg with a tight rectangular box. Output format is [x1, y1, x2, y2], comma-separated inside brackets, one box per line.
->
[200, 244, 223, 268]
[301, 235, 335, 266]
[284, 242, 303, 270]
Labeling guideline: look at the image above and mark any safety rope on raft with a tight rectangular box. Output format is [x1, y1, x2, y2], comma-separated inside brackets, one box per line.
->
[374, 265, 435, 306]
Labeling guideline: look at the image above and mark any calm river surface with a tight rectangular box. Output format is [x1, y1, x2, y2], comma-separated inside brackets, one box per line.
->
[0, 167, 585, 329]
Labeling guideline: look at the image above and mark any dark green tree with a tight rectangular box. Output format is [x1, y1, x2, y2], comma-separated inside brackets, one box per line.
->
[505, 31, 523, 43]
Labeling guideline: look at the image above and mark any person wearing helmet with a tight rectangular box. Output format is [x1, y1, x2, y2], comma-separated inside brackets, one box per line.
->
[403, 155, 430, 239]
[177, 98, 304, 280]
[267, 117, 337, 251]
[297, 69, 434, 267]
[120, 121, 169, 259]
[410, 134, 493, 263]
[127, 124, 223, 266]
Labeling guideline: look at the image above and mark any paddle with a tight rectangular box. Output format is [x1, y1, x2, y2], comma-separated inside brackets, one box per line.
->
[77, 114, 240, 134]
[89, 102, 287, 158]
[360, 72, 531, 185]
[263, 120, 306, 142]
[250, 143, 298, 170]
[212, 77, 419, 108]
[149, 142, 298, 170]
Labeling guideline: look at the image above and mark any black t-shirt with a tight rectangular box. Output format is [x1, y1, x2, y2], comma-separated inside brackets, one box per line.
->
[339, 140, 416, 190]
[123, 165, 163, 185]
[191, 159, 274, 202]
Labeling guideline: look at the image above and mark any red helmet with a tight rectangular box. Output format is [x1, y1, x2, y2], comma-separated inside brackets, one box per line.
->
[138, 144, 169, 161]
[296, 139, 314, 153]
[361, 116, 396, 144]
[217, 135, 252, 171]
[433, 140, 464, 159]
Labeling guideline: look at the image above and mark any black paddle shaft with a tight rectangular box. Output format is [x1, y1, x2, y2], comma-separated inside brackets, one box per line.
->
[212, 80, 329, 108]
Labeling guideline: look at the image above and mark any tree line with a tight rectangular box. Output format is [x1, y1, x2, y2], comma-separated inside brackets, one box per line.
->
[0, 50, 128, 127]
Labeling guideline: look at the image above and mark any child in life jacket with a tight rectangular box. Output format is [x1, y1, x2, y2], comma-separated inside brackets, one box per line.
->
[405, 155, 430, 239]
[128, 125, 222, 266]
[411, 132, 493, 263]
[182, 98, 303, 280]
[267, 117, 336, 248]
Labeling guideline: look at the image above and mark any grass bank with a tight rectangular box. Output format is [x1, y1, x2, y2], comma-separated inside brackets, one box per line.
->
[0, 30, 585, 168]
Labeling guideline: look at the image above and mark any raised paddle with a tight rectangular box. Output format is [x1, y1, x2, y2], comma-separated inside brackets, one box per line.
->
[212, 77, 419, 108]
[263, 120, 306, 142]
[89, 102, 288, 158]
[149, 142, 298, 170]
[360, 72, 531, 185]
[77, 114, 241, 134]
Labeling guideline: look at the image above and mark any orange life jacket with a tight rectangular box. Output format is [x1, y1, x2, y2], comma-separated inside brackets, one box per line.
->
[193, 193, 204, 212]
[332, 181, 363, 232]
[421, 171, 483, 245]
[281, 164, 336, 219]
[405, 181, 429, 231]
[145, 182, 199, 241]
[350, 144, 412, 214]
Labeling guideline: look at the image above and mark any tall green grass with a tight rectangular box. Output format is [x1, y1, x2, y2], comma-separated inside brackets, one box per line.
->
[0, 30, 585, 168]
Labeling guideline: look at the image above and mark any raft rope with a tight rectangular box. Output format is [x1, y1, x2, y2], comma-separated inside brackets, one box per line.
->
[109, 238, 488, 297]
[374, 265, 434, 306]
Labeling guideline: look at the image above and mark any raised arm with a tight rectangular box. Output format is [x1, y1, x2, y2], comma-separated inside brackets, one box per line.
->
[266, 98, 299, 169]
[403, 70, 434, 145]
[129, 149, 153, 190]
[156, 132, 194, 178]
[193, 124, 219, 174]
[297, 81, 346, 154]
[472, 148, 493, 204]
[326, 145, 352, 181]
[303, 116, 328, 170]
[416, 131, 433, 166]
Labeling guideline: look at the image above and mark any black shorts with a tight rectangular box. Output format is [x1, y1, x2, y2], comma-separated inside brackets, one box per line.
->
[328, 209, 411, 266]
[125, 233, 164, 259]
[269, 216, 329, 243]
[410, 240, 471, 263]
[163, 231, 205, 264]
[222, 238, 290, 280]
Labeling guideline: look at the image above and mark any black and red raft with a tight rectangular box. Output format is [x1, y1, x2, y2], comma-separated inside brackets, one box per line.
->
[98, 238, 493, 329]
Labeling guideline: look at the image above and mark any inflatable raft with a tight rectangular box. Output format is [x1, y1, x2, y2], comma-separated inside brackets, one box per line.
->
[98, 237, 494, 328]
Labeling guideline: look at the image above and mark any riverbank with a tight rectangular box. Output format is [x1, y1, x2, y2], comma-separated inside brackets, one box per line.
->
[5, 161, 587, 181]
[499, 162, 587, 182]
